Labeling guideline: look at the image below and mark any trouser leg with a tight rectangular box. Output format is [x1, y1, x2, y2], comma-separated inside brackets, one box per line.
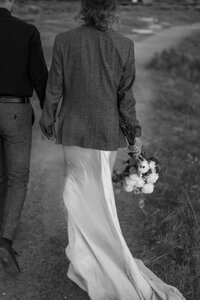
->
[0, 136, 7, 234]
[1, 104, 32, 241]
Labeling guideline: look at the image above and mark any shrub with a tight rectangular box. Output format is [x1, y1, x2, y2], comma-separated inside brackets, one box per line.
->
[148, 48, 200, 84]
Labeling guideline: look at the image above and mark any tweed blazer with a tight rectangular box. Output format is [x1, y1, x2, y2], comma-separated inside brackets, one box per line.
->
[41, 25, 141, 151]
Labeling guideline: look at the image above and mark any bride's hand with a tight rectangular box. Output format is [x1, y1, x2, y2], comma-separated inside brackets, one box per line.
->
[128, 138, 142, 156]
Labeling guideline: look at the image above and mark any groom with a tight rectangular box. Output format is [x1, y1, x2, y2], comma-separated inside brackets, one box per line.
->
[0, 0, 48, 275]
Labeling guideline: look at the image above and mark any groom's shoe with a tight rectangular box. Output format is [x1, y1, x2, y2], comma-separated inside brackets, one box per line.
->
[0, 238, 20, 276]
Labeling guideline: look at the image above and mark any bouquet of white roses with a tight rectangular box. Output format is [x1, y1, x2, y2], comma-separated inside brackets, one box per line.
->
[115, 119, 161, 195]
[112, 148, 161, 195]
[123, 154, 160, 194]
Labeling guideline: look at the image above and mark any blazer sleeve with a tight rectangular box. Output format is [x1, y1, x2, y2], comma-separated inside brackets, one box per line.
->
[41, 35, 64, 128]
[117, 40, 141, 138]
[29, 27, 48, 109]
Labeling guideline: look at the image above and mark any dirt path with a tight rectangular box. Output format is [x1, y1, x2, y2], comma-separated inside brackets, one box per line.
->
[0, 23, 200, 300]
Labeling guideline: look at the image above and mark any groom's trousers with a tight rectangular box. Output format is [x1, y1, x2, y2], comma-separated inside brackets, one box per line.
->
[0, 102, 32, 241]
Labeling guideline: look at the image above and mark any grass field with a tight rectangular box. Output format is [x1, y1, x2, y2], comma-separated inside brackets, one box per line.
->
[137, 30, 200, 300]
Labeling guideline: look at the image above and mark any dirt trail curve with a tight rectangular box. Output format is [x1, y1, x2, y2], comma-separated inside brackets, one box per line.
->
[0, 23, 200, 300]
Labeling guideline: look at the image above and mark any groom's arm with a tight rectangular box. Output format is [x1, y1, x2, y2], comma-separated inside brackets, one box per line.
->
[40, 35, 64, 137]
[29, 27, 48, 109]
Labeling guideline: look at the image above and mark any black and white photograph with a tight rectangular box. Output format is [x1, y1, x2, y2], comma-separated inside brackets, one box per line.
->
[0, 0, 200, 299]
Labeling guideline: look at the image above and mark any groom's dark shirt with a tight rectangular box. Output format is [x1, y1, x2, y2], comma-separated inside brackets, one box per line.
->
[0, 8, 48, 108]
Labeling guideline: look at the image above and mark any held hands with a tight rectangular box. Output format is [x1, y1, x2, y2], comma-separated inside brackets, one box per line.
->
[39, 118, 56, 141]
[44, 124, 56, 141]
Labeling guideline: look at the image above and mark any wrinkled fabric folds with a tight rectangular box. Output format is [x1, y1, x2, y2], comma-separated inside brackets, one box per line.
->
[63, 146, 185, 300]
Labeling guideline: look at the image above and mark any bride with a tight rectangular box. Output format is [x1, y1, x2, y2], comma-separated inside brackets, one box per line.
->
[40, 0, 185, 299]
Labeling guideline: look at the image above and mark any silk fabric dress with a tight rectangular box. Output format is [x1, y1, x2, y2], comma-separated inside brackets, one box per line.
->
[62, 146, 185, 300]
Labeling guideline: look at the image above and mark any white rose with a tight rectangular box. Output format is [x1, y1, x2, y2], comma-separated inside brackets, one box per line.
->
[136, 178, 145, 188]
[147, 173, 159, 184]
[129, 174, 140, 181]
[125, 175, 139, 186]
[149, 160, 156, 171]
[138, 160, 150, 174]
[142, 183, 154, 194]
[124, 184, 134, 193]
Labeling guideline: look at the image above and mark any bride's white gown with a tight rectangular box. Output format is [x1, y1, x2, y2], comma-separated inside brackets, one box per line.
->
[62, 146, 185, 300]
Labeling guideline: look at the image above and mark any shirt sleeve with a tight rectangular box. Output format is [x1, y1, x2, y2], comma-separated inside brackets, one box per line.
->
[117, 40, 142, 138]
[29, 27, 48, 109]
[40, 35, 64, 128]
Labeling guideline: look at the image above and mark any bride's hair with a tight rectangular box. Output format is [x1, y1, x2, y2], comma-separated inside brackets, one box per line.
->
[80, 0, 119, 32]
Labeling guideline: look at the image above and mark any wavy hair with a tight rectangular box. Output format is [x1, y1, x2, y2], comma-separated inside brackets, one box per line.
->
[80, 0, 119, 32]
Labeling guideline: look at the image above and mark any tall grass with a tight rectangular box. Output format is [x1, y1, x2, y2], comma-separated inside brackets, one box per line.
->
[138, 31, 200, 299]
